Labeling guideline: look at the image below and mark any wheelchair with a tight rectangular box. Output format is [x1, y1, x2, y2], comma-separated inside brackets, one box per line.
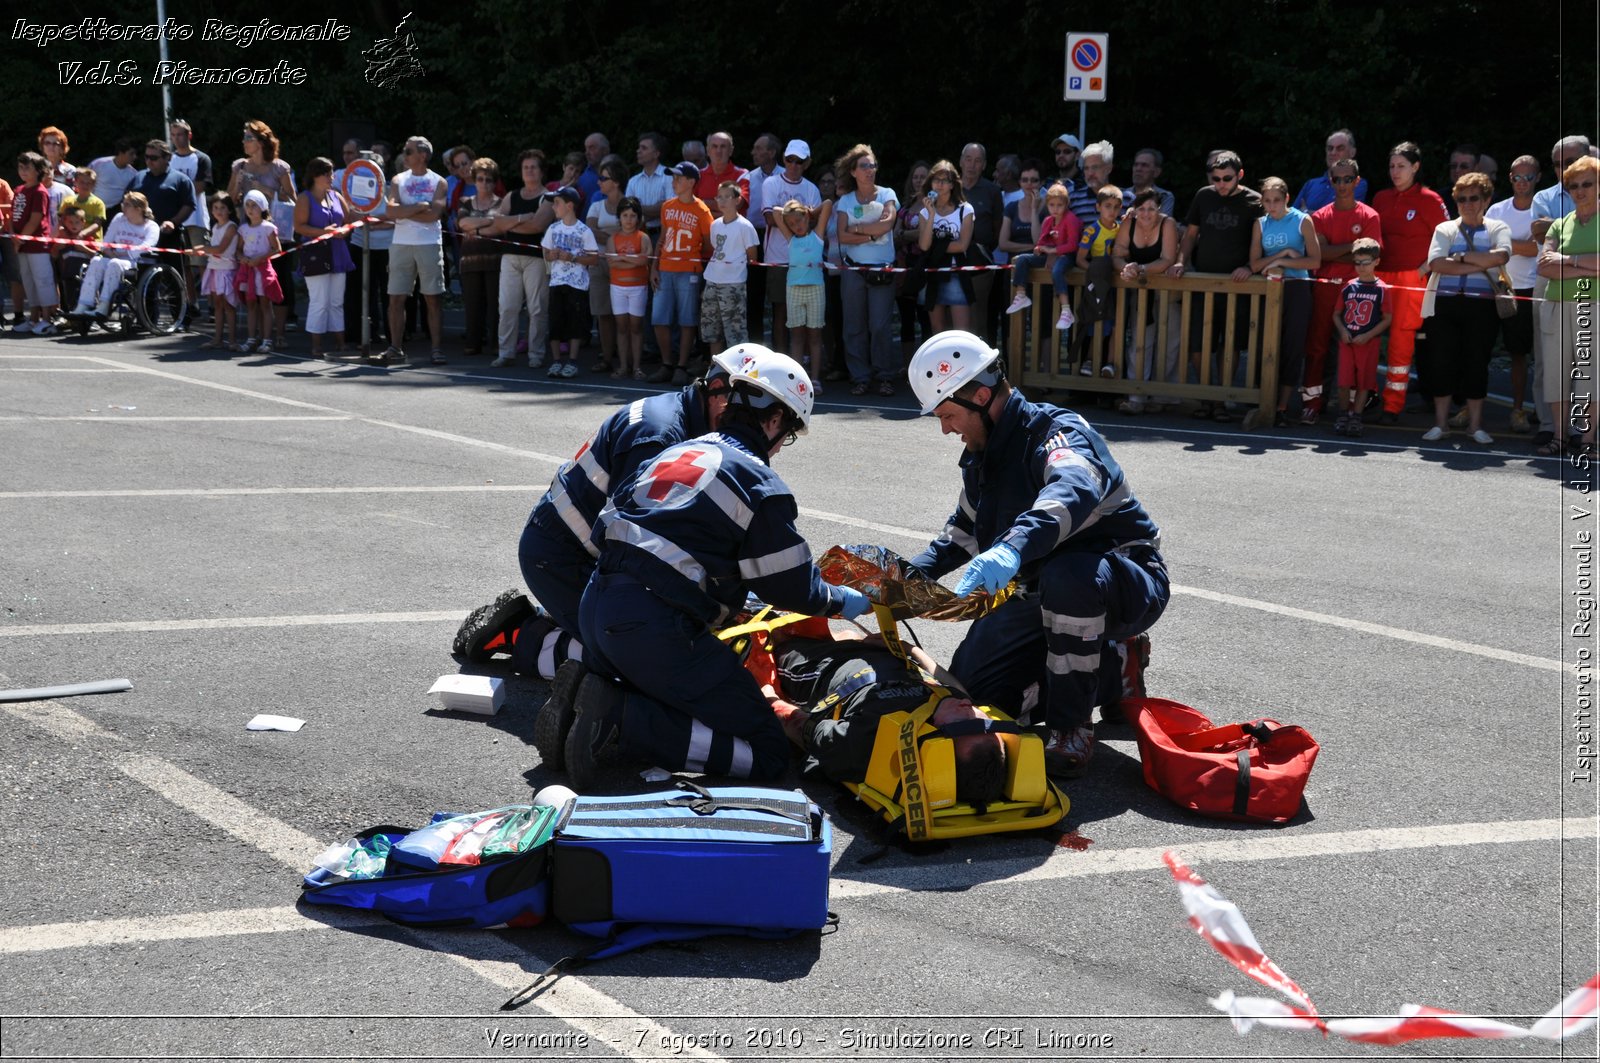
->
[66, 257, 188, 338]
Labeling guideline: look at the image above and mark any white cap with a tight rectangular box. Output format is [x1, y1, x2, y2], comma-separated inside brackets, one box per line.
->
[243, 189, 270, 213]
[783, 139, 811, 160]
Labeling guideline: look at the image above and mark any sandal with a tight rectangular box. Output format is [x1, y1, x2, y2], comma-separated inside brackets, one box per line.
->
[431, 350, 447, 365]
[877, 380, 895, 397]
[850, 381, 870, 396]
[1191, 403, 1216, 420]
[633, 369, 647, 381]
[1534, 437, 1564, 457]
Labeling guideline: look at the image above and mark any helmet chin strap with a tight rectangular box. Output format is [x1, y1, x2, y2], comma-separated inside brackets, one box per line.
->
[944, 372, 1003, 444]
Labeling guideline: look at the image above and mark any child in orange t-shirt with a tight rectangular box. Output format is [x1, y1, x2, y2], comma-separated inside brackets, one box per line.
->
[607, 197, 653, 380]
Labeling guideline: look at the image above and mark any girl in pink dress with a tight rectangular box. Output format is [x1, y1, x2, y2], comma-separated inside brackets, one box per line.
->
[235, 189, 283, 353]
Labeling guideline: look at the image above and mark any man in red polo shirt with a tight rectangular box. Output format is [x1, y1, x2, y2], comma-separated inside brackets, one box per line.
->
[694, 131, 747, 212]
[1301, 158, 1383, 422]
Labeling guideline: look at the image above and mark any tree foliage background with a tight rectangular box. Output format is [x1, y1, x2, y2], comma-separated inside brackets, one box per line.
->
[3, 0, 1595, 196]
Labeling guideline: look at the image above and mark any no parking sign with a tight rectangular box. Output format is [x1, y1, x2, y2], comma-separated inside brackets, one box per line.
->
[341, 158, 385, 213]
[1063, 32, 1109, 101]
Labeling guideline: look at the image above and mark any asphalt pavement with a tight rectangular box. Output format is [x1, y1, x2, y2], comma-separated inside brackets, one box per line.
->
[1, 320, 1595, 1062]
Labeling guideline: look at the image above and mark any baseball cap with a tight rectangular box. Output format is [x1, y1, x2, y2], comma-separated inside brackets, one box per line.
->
[552, 185, 582, 205]
[783, 139, 811, 161]
[668, 161, 701, 180]
[1052, 134, 1084, 151]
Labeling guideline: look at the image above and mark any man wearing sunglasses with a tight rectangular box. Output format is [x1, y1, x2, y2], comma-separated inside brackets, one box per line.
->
[1172, 150, 1263, 421]
[1300, 159, 1383, 423]
[1052, 133, 1097, 225]
[1293, 129, 1368, 213]
[130, 139, 196, 280]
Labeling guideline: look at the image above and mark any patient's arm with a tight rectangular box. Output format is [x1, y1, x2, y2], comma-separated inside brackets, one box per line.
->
[761, 682, 810, 747]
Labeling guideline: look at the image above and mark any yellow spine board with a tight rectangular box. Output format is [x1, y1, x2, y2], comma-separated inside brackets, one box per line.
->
[720, 601, 1069, 841]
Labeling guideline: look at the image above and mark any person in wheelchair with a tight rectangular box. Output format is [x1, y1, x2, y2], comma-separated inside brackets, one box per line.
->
[66, 190, 158, 319]
[763, 627, 1008, 806]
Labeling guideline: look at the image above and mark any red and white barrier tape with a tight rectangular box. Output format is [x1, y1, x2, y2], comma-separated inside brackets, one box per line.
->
[1165, 851, 1600, 1045]
[1164, 852, 1321, 1019]
[13, 219, 368, 262]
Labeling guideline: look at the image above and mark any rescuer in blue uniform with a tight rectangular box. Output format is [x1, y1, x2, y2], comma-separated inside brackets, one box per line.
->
[906, 330, 1167, 778]
[561, 347, 871, 788]
[452, 363, 734, 766]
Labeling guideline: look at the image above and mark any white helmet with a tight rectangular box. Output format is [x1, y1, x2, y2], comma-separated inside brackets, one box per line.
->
[712, 343, 815, 434]
[907, 330, 1003, 414]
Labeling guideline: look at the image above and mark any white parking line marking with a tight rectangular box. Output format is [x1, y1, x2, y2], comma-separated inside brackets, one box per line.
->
[2, 686, 732, 1062]
[0, 485, 539, 500]
[0, 611, 462, 638]
[75, 355, 346, 413]
[1170, 585, 1566, 672]
[116, 753, 330, 867]
[0, 415, 353, 422]
[0, 905, 380, 954]
[831, 816, 1599, 899]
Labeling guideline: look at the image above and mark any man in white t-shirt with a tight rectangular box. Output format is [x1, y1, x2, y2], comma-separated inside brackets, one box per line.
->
[384, 135, 448, 364]
[87, 139, 140, 211]
[760, 140, 822, 351]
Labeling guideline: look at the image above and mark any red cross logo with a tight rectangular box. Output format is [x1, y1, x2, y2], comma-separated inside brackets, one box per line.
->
[644, 449, 712, 501]
[938, 361, 952, 375]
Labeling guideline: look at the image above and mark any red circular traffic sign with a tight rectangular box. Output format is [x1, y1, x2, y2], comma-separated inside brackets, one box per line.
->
[1071, 40, 1102, 71]
[341, 159, 386, 213]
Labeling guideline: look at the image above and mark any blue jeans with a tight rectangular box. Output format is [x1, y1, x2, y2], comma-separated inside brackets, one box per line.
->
[1011, 252, 1057, 295]
[650, 270, 701, 327]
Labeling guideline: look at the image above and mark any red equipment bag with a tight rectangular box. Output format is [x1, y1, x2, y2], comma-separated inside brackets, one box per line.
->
[1127, 697, 1319, 825]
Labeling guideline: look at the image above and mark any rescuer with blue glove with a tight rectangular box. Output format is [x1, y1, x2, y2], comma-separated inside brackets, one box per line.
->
[907, 330, 1169, 778]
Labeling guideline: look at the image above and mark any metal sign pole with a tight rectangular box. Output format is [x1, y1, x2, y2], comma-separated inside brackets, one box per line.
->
[362, 243, 370, 354]
[1079, 102, 1087, 152]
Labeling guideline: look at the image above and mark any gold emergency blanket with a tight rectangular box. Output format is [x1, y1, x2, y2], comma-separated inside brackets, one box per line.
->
[817, 544, 1015, 622]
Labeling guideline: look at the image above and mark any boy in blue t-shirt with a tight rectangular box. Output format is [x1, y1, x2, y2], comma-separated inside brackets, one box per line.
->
[1332, 237, 1392, 437]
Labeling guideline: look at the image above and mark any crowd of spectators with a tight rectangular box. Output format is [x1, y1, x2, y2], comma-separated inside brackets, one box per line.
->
[5, 119, 1596, 454]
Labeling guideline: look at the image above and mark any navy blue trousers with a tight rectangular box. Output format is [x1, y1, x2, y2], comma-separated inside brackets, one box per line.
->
[511, 508, 592, 677]
[578, 571, 789, 780]
[950, 546, 1169, 731]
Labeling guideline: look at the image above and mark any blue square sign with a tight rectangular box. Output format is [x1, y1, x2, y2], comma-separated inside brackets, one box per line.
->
[1070, 76, 1082, 89]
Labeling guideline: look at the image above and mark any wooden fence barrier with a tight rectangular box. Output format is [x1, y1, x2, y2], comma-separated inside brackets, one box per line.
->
[1005, 267, 1285, 429]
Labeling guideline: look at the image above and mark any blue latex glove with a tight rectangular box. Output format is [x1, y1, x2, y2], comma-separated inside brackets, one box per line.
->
[836, 586, 872, 620]
[954, 543, 1021, 598]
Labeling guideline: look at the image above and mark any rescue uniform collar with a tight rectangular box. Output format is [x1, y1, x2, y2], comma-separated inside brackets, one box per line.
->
[711, 425, 771, 465]
[960, 387, 1027, 462]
